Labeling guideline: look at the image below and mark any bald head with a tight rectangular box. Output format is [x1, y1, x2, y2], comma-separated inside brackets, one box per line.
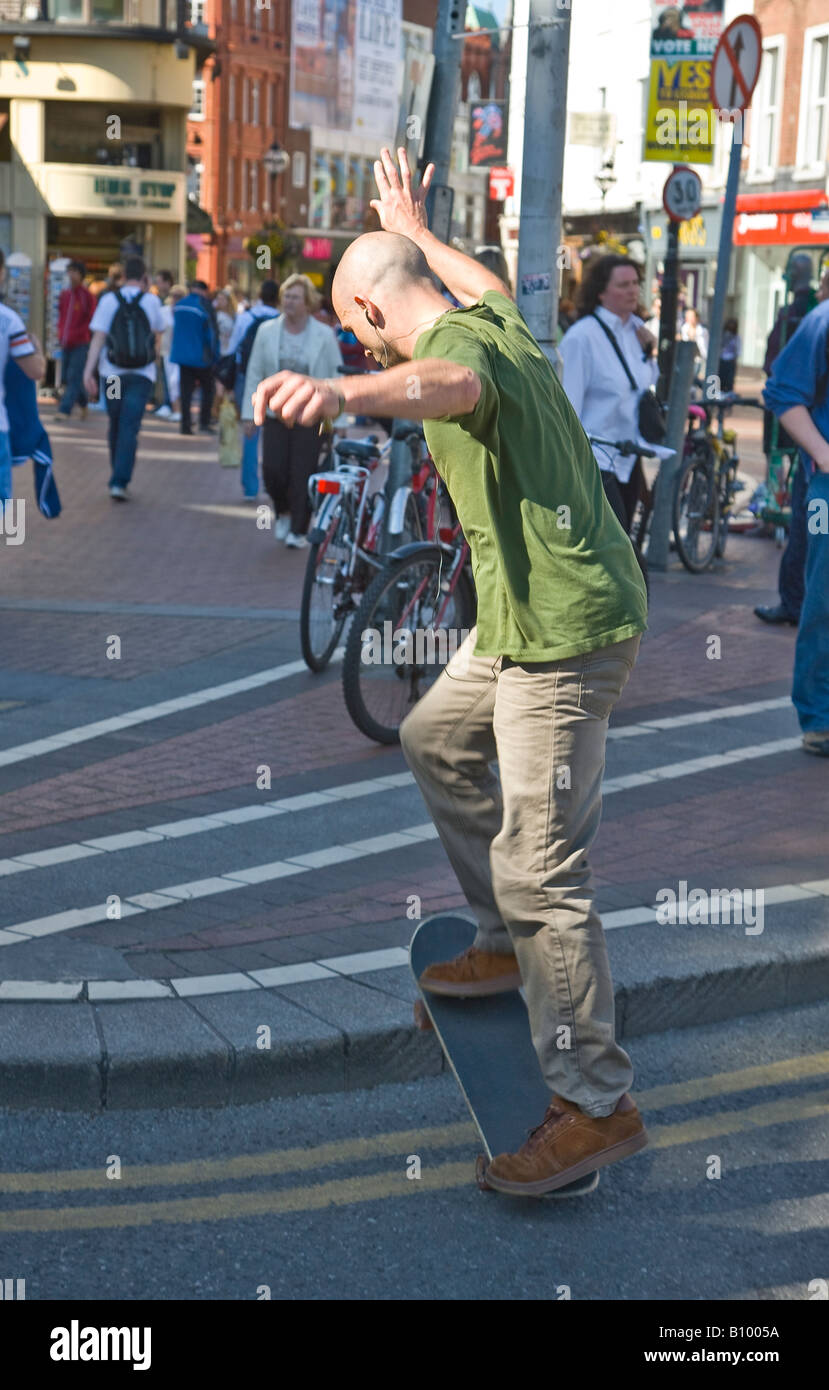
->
[332, 230, 447, 366]
[333, 232, 433, 311]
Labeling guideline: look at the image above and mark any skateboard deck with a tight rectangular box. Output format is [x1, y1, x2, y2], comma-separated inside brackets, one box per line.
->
[410, 914, 599, 1198]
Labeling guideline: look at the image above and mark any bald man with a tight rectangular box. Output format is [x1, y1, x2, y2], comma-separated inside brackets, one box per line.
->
[252, 149, 649, 1198]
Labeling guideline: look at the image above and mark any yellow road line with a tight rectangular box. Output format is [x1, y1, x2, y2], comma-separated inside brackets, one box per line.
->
[636, 1052, 829, 1110]
[0, 1123, 475, 1195]
[1, 1052, 828, 1196]
[0, 1090, 826, 1234]
[0, 1162, 475, 1232]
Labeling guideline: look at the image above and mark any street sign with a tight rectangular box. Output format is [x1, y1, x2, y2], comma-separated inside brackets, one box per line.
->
[662, 165, 702, 223]
[488, 166, 514, 201]
[710, 14, 762, 115]
[810, 206, 829, 233]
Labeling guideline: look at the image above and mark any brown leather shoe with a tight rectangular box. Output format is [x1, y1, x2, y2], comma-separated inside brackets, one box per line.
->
[418, 945, 522, 996]
[485, 1093, 648, 1195]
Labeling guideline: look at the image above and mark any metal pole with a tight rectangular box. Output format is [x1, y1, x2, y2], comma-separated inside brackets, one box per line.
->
[704, 128, 741, 396]
[657, 217, 680, 401]
[515, 0, 571, 370]
[646, 340, 698, 571]
[421, 0, 465, 244]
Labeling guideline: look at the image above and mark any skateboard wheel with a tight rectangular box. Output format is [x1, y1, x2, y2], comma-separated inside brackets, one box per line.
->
[413, 998, 434, 1032]
[475, 1154, 494, 1192]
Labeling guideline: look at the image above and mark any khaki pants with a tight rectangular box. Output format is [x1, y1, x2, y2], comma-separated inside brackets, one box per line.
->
[399, 627, 641, 1118]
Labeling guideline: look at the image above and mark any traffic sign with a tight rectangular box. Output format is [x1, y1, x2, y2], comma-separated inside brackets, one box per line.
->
[662, 166, 702, 224]
[488, 166, 514, 201]
[710, 14, 762, 115]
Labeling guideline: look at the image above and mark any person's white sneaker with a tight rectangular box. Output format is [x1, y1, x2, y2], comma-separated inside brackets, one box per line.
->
[284, 531, 308, 549]
[109, 484, 128, 500]
[170, 411, 181, 422]
[155, 405, 172, 419]
[274, 514, 291, 541]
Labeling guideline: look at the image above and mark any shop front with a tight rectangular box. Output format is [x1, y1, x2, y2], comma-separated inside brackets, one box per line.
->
[645, 203, 723, 319]
[733, 189, 829, 368]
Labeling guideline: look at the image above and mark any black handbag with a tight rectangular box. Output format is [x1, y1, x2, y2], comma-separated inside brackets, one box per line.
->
[591, 312, 667, 444]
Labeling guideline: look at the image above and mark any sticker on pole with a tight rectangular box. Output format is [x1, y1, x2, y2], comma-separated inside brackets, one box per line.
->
[662, 166, 702, 223]
[710, 14, 762, 116]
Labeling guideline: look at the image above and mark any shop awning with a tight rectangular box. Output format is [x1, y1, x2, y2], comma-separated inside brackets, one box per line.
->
[733, 187, 829, 246]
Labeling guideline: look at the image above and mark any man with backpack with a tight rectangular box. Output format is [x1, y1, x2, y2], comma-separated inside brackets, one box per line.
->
[170, 280, 219, 436]
[83, 256, 164, 501]
[225, 279, 279, 498]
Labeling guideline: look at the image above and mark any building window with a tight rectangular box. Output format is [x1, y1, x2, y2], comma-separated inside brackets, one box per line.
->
[292, 150, 307, 188]
[241, 159, 248, 211]
[227, 155, 236, 212]
[53, 0, 125, 21]
[229, 75, 236, 121]
[188, 160, 204, 205]
[251, 82, 260, 127]
[249, 161, 258, 211]
[229, 0, 236, 18]
[188, 0, 207, 28]
[267, 81, 274, 129]
[242, 77, 250, 125]
[189, 78, 205, 120]
[797, 26, 829, 171]
[253, 0, 262, 29]
[467, 71, 481, 103]
[749, 39, 783, 178]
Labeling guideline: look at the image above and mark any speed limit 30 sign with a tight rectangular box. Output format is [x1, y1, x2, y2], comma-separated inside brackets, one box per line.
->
[663, 166, 702, 224]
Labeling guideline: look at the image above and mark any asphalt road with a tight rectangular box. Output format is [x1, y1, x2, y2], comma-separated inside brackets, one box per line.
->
[1, 999, 827, 1304]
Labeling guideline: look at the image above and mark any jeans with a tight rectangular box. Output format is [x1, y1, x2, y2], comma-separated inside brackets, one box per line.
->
[179, 364, 215, 431]
[105, 374, 153, 488]
[778, 452, 808, 621]
[235, 378, 259, 497]
[792, 467, 829, 733]
[58, 343, 89, 415]
[400, 626, 641, 1115]
[0, 429, 12, 502]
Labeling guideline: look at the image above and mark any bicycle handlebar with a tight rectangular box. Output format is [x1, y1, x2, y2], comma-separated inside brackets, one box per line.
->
[588, 436, 658, 459]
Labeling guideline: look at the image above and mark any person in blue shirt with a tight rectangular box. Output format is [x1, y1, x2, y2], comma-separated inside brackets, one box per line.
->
[170, 280, 219, 436]
[763, 297, 829, 757]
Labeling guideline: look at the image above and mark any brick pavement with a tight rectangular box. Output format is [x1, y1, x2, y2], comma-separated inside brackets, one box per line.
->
[2, 383, 825, 985]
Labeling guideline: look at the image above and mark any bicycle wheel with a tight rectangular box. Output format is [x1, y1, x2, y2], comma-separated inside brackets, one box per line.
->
[299, 504, 352, 673]
[673, 449, 719, 573]
[342, 550, 476, 744]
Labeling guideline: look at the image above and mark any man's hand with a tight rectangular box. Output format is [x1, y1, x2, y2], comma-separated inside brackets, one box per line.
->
[369, 147, 434, 242]
[252, 372, 340, 428]
[83, 371, 99, 400]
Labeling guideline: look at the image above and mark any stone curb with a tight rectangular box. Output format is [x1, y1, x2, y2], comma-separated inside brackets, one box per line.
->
[2, 931, 828, 1111]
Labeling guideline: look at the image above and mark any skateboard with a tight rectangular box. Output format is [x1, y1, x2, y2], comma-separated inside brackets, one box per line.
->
[410, 914, 600, 1198]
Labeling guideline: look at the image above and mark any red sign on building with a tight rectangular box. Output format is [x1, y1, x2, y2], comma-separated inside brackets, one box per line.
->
[733, 190, 829, 246]
[488, 167, 514, 201]
[303, 237, 334, 261]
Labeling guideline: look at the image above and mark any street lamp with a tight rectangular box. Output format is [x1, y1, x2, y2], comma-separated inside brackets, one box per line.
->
[263, 141, 290, 177]
[595, 156, 616, 210]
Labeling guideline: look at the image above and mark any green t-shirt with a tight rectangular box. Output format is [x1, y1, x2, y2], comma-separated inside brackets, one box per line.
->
[412, 290, 648, 661]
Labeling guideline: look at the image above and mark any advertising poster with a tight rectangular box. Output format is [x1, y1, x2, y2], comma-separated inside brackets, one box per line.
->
[469, 100, 508, 168]
[644, 1, 725, 164]
[290, 0, 402, 139]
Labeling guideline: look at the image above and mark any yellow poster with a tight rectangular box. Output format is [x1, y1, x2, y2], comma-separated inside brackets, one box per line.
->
[644, 58, 715, 165]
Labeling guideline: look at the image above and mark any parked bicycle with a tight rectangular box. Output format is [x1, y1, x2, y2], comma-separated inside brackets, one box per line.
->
[299, 424, 429, 673]
[341, 448, 476, 745]
[673, 390, 762, 573]
[588, 437, 658, 594]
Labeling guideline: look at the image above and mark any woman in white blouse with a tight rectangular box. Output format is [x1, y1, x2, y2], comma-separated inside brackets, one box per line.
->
[559, 254, 659, 538]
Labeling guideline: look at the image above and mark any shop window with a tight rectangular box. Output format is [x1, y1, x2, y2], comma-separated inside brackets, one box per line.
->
[797, 26, 829, 172]
[310, 151, 330, 228]
[292, 150, 307, 189]
[749, 40, 783, 178]
[189, 79, 206, 121]
[43, 102, 163, 169]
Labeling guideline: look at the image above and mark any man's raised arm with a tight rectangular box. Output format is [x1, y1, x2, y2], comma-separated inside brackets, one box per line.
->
[371, 148, 511, 308]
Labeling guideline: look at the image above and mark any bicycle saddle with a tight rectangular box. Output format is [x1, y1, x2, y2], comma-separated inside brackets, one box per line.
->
[334, 439, 381, 462]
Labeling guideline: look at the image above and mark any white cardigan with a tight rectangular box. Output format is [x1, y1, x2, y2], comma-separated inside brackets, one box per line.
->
[241, 315, 343, 420]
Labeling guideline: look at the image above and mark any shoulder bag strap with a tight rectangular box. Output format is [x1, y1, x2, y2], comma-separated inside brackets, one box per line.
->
[591, 311, 638, 392]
